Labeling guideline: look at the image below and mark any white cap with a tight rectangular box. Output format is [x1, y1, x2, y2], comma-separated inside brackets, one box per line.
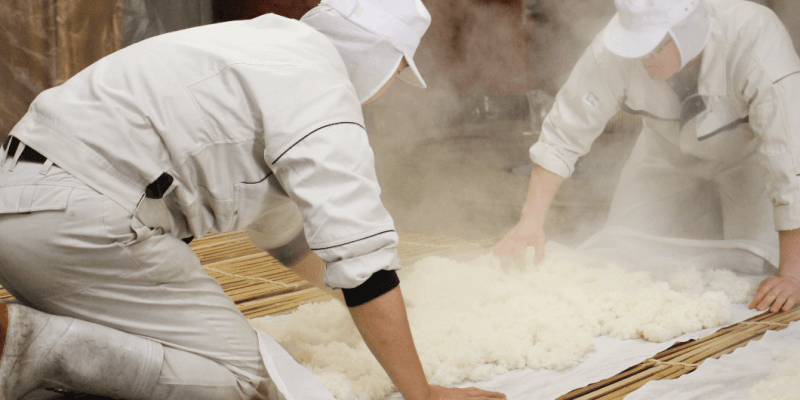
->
[603, 0, 709, 63]
[301, 0, 432, 103]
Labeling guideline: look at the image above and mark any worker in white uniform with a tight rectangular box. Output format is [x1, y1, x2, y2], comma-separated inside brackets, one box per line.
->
[0, 0, 508, 399]
[495, 0, 800, 314]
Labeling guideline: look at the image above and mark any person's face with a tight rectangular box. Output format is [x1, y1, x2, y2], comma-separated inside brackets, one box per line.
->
[640, 34, 682, 81]
[362, 58, 408, 105]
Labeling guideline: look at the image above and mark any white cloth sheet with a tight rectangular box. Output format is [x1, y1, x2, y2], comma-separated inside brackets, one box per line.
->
[255, 328, 337, 400]
[253, 305, 768, 400]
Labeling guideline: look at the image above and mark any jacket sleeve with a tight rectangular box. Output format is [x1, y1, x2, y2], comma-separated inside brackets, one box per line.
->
[270, 121, 401, 290]
[529, 35, 625, 178]
[748, 73, 800, 231]
[735, 8, 800, 231]
[259, 66, 401, 291]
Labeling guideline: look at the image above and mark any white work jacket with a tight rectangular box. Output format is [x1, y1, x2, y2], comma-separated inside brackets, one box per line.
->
[10, 14, 400, 289]
[530, 0, 800, 231]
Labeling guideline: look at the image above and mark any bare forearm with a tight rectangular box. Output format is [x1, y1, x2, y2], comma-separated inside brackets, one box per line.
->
[348, 286, 430, 400]
[494, 165, 564, 261]
[779, 228, 800, 283]
[520, 164, 564, 224]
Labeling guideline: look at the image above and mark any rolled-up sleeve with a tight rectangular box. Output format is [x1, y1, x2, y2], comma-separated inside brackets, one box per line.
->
[749, 72, 800, 231]
[270, 121, 401, 290]
[249, 61, 401, 291]
[529, 36, 624, 178]
[738, 10, 800, 231]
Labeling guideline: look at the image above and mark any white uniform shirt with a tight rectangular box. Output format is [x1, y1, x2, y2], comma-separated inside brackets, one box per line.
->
[530, 0, 800, 231]
[10, 14, 400, 289]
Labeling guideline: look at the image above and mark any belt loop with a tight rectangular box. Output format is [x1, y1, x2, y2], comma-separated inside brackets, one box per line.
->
[8, 142, 27, 172]
[0, 136, 11, 168]
[39, 159, 54, 175]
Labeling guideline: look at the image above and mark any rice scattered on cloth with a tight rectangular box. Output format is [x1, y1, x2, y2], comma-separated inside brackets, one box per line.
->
[743, 350, 800, 399]
[250, 243, 759, 399]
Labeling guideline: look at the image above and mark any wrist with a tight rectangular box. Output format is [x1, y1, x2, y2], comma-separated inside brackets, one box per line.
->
[517, 212, 545, 229]
[401, 383, 433, 400]
[778, 262, 800, 287]
[779, 273, 800, 287]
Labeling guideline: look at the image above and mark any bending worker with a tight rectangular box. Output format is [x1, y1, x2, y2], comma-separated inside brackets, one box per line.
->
[0, 0, 506, 399]
[495, 0, 800, 313]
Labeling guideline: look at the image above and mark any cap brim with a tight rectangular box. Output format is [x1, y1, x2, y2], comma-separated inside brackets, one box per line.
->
[603, 13, 669, 59]
[397, 54, 427, 89]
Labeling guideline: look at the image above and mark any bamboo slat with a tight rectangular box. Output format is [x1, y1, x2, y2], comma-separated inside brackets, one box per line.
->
[238, 288, 332, 318]
[189, 230, 263, 264]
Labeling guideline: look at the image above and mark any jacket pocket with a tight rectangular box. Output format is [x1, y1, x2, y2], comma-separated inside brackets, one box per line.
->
[695, 95, 750, 141]
[0, 184, 72, 214]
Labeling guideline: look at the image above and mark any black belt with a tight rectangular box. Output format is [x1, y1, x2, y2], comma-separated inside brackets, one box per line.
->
[4, 137, 47, 164]
[3, 136, 174, 200]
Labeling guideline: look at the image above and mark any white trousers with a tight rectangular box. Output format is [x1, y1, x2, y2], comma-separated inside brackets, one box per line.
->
[0, 156, 271, 398]
[581, 128, 779, 274]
